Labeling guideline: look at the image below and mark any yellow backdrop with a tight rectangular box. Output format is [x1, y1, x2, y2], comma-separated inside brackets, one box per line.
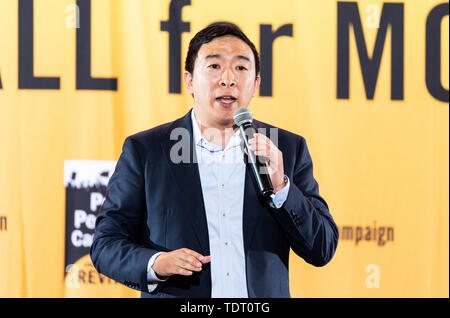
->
[0, 0, 448, 298]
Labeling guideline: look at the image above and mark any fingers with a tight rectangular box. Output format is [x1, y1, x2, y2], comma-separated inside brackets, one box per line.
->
[175, 267, 194, 276]
[173, 249, 211, 276]
[200, 255, 212, 264]
[247, 134, 284, 179]
[181, 248, 211, 265]
[182, 248, 204, 262]
[178, 252, 202, 272]
[248, 133, 276, 158]
[152, 248, 211, 278]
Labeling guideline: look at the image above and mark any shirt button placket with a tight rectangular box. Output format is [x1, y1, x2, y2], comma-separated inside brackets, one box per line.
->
[217, 153, 227, 291]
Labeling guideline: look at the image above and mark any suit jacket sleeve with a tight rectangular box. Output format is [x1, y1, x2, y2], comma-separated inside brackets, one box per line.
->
[90, 137, 160, 293]
[272, 136, 339, 266]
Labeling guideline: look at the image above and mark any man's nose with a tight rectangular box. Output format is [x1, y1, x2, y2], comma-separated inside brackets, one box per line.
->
[219, 69, 236, 87]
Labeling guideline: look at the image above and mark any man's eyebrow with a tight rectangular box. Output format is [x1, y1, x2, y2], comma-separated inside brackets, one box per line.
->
[205, 54, 221, 60]
[236, 55, 251, 62]
[205, 54, 251, 62]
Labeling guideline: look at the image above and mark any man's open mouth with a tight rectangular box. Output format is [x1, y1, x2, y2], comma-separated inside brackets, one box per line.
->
[216, 96, 237, 104]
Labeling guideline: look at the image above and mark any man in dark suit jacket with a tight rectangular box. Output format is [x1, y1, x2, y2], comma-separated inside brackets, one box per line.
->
[90, 23, 338, 298]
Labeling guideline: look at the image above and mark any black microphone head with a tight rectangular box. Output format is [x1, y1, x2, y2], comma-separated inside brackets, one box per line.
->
[233, 108, 253, 126]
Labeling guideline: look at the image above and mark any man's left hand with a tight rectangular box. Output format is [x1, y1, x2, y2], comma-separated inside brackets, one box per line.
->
[247, 133, 286, 193]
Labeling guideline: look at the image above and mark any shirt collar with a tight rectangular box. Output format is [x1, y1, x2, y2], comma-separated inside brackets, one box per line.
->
[191, 109, 243, 152]
[191, 109, 204, 147]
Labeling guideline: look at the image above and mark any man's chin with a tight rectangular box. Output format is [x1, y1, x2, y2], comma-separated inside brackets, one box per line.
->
[210, 103, 248, 127]
[215, 116, 235, 127]
[213, 103, 235, 116]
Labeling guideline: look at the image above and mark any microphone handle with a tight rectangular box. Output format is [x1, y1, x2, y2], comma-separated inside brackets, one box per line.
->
[239, 123, 274, 197]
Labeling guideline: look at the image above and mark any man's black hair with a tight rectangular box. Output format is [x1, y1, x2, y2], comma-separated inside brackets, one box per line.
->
[185, 23, 260, 78]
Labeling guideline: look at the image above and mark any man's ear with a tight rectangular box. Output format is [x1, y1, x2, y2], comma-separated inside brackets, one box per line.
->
[252, 75, 261, 97]
[184, 71, 194, 94]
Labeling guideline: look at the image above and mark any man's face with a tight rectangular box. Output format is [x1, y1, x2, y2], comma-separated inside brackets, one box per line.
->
[184, 35, 260, 128]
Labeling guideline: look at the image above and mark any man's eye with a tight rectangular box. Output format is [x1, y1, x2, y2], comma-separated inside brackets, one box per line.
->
[237, 66, 247, 71]
[209, 64, 220, 69]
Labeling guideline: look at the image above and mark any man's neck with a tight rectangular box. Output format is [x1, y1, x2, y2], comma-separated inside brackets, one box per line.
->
[193, 109, 238, 149]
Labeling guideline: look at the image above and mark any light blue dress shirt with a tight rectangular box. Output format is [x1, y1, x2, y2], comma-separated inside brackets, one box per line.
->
[146, 110, 290, 296]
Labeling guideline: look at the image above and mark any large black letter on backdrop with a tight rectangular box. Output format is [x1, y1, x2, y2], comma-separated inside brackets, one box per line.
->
[426, 3, 449, 103]
[337, 2, 404, 100]
[161, 0, 191, 94]
[260, 24, 293, 97]
[18, 0, 60, 89]
[76, 0, 117, 90]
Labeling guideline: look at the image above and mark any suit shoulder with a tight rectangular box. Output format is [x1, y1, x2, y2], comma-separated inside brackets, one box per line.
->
[125, 121, 174, 147]
[253, 119, 306, 143]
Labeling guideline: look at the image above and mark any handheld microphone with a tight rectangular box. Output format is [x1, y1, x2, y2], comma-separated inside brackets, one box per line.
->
[233, 108, 274, 198]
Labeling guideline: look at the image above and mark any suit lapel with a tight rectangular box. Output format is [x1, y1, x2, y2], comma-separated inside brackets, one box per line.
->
[242, 120, 270, 254]
[160, 110, 210, 256]
[242, 162, 262, 254]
